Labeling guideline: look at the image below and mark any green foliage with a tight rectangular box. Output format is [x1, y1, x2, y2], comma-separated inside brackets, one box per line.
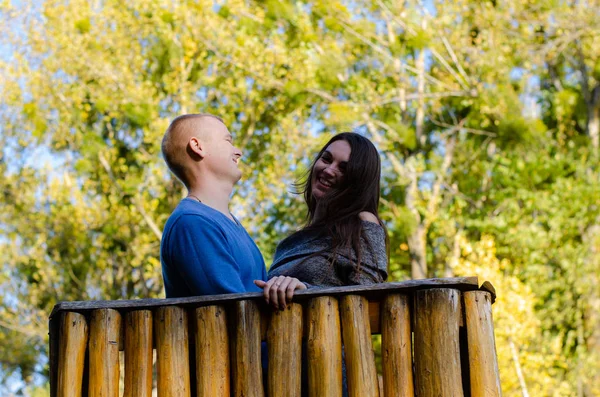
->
[1, 0, 599, 395]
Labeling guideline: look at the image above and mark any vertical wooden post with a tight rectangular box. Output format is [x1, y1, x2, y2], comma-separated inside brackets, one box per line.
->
[381, 294, 414, 397]
[307, 296, 342, 397]
[195, 305, 230, 397]
[123, 310, 153, 397]
[49, 315, 59, 397]
[230, 300, 264, 397]
[414, 288, 464, 397]
[340, 295, 379, 397]
[155, 306, 191, 397]
[267, 303, 303, 397]
[57, 312, 88, 397]
[88, 308, 122, 397]
[464, 291, 502, 397]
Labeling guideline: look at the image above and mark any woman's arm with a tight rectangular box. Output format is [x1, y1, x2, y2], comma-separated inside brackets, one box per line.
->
[352, 220, 388, 284]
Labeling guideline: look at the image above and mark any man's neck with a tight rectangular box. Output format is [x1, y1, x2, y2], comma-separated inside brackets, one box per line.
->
[187, 182, 235, 221]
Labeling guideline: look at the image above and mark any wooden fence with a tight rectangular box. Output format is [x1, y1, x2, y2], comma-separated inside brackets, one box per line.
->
[49, 277, 501, 397]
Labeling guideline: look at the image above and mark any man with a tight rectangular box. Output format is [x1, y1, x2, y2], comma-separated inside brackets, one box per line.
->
[160, 113, 267, 297]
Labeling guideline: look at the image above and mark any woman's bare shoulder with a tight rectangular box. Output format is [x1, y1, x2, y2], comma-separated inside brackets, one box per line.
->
[358, 211, 380, 224]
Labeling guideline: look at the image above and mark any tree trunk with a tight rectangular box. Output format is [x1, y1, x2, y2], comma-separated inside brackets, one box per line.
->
[416, 48, 425, 147]
[508, 337, 529, 397]
[575, 42, 599, 151]
[409, 225, 427, 279]
[445, 231, 461, 278]
[406, 159, 427, 279]
[586, 85, 600, 151]
[409, 18, 427, 279]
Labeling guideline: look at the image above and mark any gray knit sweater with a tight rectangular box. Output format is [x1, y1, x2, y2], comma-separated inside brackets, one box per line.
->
[268, 221, 388, 286]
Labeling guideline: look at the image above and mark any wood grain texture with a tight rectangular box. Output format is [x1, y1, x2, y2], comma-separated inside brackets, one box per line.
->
[479, 281, 496, 304]
[230, 300, 264, 397]
[368, 301, 380, 334]
[267, 303, 303, 397]
[381, 294, 414, 397]
[123, 310, 153, 397]
[195, 305, 230, 397]
[49, 315, 60, 397]
[49, 278, 502, 397]
[464, 291, 502, 397]
[57, 311, 88, 397]
[340, 295, 379, 397]
[50, 277, 482, 318]
[414, 288, 464, 397]
[307, 296, 343, 397]
[154, 306, 191, 397]
[88, 309, 121, 397]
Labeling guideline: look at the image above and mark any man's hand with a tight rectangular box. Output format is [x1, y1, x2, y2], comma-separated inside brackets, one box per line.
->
[254, 276, 307, 310]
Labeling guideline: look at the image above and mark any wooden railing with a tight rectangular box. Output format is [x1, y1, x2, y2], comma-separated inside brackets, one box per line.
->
[49, 277, 501, 397]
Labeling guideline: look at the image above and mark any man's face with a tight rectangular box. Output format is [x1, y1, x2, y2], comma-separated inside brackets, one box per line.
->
[199, 119, 243, 183]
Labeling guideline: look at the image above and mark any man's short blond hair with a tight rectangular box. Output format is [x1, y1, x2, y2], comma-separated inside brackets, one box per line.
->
[161, 113, 224, 187]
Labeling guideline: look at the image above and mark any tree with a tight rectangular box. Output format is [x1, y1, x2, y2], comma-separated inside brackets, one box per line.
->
[1, 0, 599, 394]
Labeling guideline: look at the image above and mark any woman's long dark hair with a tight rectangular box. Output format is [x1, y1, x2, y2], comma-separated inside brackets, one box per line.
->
[296, 132, 388, 282]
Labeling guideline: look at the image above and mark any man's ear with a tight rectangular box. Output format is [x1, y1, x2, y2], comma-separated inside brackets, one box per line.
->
[188, 136, 204, 159]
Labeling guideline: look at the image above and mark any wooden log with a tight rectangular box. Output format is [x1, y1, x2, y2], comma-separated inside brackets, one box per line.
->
[340, 295, 379, 397]
[49, 315, 60, 397]
[195, 305, 230, 397]
[123, 310, 153, 397]
[57, 312, 88, 397]
[368, 301, 380, 334]
[50, 277, 483, 318]
[381, 294, 414, 397]
[230, 300, 264, 397]
[267, 303, 303, 397]
[88, 309, 121, 397]
[414, 288, 464, 397]
[155, 306, 191, 397]
[307, 296, 343, 397]
[464, 291, 502, 397]
[301, 300, 381, 338]
[459, 325, 471, 396]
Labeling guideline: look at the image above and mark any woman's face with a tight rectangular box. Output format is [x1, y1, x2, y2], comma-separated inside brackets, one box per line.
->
[311, 139, 351, 201]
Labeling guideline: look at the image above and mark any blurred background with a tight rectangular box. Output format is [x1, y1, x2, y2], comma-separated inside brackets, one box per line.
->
[1, 0, 599, 395]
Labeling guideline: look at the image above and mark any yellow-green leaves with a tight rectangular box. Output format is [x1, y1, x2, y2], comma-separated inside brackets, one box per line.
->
[2, 0, 600, 393]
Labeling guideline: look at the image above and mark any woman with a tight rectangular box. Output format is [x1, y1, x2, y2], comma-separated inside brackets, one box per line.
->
[255, 132, 388, 309]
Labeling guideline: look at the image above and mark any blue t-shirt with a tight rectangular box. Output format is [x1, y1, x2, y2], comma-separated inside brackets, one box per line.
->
[160, 198, 267, 298]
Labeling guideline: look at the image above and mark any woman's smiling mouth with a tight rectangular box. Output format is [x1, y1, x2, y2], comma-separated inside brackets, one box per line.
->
[317, 177, 334, 188]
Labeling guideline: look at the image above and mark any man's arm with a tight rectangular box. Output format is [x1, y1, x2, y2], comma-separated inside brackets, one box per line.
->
[167, 214, 247, 295]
